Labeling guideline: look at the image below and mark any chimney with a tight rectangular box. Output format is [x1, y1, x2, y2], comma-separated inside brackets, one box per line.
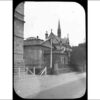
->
[45, 31, 48, 39]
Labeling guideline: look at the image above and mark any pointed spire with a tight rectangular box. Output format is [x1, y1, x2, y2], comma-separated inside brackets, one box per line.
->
[51, 29, 53, 33]
[67, 33, 69, 45]
[57, 20, 61, 38]
[58, 19, 61, 29]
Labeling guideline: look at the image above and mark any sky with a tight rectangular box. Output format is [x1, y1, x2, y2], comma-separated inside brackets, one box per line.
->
[24, 2, 85, 46]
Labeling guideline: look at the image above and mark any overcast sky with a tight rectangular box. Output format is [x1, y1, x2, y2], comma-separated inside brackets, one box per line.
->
[24, 2, 85, 46]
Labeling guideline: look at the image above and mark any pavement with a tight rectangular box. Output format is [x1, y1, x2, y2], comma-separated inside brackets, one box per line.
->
[27, 77, 86, 99]
[14, 72, 86, 99]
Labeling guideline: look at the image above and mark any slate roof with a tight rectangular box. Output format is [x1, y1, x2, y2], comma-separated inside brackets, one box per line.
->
[42, 32, 70, 46]
[24, 33, 72, 51]
[40, 32, 72, 52]
[48, 32, 70, 45]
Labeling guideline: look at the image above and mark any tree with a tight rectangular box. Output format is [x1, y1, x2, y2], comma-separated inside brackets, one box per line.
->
[69, 43, 86, 72]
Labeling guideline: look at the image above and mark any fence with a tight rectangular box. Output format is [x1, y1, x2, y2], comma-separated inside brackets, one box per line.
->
[14, 66, 47, 78]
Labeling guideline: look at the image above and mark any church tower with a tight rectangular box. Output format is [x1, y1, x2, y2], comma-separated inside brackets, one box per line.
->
[57, 20, 61, 38]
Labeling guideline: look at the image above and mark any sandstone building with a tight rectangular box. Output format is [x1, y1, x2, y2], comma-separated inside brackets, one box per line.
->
[14, 2, 25, 75]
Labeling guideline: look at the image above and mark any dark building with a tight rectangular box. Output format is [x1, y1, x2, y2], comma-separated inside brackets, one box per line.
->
[24, 21, 72, 75]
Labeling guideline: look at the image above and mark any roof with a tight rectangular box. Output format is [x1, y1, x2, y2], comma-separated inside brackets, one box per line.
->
[24, 37, 52, 49]
[47, 32, 69, 45]
[41, 40, 53, 48]
[25, 37, 36, 40]
[24, 37, 44, 46]
[48, 32, 61, 44]
[41, 32, 72, 51]
[24, 34, 72, 51]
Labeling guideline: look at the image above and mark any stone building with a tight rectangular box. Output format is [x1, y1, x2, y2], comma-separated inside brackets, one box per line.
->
[14, 2, 25, 75]
[24, 21, 72, 75]
[24, 37, 51, 74]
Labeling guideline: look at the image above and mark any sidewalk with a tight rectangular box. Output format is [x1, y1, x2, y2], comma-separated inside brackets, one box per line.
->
[14, 72, 86, 98]
[39, 72, 86, 91]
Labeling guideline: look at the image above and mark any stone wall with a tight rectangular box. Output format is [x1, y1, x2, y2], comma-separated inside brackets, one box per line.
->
[24, 45, 50, 67]
[14, 2, 25, 75]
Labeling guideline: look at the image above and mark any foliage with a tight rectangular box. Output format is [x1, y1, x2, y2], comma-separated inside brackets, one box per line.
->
[69, 43, 86, 72]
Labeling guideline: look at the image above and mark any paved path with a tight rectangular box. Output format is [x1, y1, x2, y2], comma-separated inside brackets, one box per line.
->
[14, 72, 86, 98]
[27, 77, 86, 99]
[38, 72, 86, 91]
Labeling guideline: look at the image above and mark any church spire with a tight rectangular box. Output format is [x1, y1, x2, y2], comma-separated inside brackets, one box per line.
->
[66, 34, 69, 45]
[57, 20, 61, 38]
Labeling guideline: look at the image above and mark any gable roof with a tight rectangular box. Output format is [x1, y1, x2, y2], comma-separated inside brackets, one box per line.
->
[41, 40, 53, 48]
[41, 38, 56, 49]
[48, 32, 69, 45]
[48, 33, 60, 44]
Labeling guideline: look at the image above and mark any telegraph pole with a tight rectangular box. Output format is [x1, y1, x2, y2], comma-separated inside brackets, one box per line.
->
[50, 29, 53, 68]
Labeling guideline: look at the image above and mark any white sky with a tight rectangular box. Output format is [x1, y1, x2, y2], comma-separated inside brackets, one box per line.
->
[24, 2, 85, 46]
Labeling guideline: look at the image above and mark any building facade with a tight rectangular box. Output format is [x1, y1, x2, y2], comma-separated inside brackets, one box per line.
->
[14, 2, 25, 75]
[24, 21, 72, 75]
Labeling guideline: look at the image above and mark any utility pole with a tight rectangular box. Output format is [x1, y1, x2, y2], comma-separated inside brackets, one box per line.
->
[50, 29, 53, 68]
[50, 38, 52, 68]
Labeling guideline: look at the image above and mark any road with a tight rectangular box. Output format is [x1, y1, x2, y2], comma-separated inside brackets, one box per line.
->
[27, 77, 86, 99]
